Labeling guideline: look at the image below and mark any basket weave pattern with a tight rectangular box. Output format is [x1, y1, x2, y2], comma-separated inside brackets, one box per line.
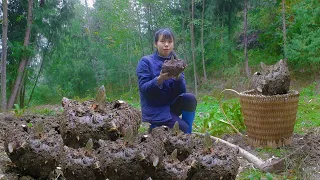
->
[240, 90, 299, 148]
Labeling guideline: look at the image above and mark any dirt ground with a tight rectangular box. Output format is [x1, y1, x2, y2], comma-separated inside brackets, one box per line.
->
[0, 102, 239, 180]
[222, 128, 320, 180]
[0, 108, 320, 180]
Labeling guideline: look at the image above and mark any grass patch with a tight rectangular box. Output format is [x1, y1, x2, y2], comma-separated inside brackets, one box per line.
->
[193, 95, 245, 136]
[125, 99, 141, 109]
[255, 148, 289, 158]
[294, 94, 320, 134]
[237, 168, 296, 180]
[31, 107, 58, 116]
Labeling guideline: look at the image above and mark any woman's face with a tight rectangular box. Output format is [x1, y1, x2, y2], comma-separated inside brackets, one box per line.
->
[155, 35, 174, 57]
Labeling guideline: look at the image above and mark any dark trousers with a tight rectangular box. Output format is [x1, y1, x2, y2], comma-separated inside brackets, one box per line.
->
[150, 93, 197, 133]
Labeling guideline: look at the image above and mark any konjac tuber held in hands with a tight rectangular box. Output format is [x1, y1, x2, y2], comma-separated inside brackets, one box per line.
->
[161, 56, 187, 77]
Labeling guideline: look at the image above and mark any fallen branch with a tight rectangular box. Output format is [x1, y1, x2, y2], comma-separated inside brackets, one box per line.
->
[193, 132, 304, 173]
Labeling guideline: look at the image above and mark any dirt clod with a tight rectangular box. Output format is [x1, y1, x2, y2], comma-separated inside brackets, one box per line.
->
[60, 146, 104, 180]
[60, 98, 141, 148]
[1, 106, 242, 180]
[162, 57, 187, 77]
[3, 115, 63, 178]
[251, 59, 290, 95]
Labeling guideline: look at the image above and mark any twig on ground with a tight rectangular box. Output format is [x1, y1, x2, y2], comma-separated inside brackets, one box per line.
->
[55, 173, 61, 180]
[193, 132, 305, 173]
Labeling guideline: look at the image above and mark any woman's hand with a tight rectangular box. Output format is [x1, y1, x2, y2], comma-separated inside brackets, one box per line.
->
[173, 73, 181, 80]
[158, 63, 187, 84]
[157, 71, 172, 85]
[173, 64, 187, 80]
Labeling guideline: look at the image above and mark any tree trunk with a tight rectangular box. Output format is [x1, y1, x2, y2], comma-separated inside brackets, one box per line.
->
[201, 0, 207, 83]
[27, 44, 49, 106]
[85, 0, 100, 86]
[244, 0, 251, 78]
[27, 59, 44, 106]
[190, 0, 198, 97]
[179, 0, 188, 62]
[227, 3, 232, 41]
[282, 0, 287, 58]
[7, 0, 34, 109]
[127, 39, 133, 95]
[133, 0, 144, 57]
[1, 0, 8, 111]
[19, 78, 26, 108]
[221, 4, 225, 45]
[221, 4, 225, 61]
[145, 3, 153, 53]
[85, 0, 90, 34]
[227, 3, 233, 64]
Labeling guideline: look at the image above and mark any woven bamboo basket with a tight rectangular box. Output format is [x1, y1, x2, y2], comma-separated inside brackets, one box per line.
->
[239, 89, 299, 148]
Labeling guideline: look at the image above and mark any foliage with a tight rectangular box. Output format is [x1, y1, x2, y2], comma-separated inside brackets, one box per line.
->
[31, 107, 57, 116]
[1, 2, 319, 179]
[27, 122, 33, 128]
[255, 147, 288, 158]
[138, 124, 148, 133]
[1, 0, 75, 108]
[299, 82, 317, 97]
[194, 95, 245, 136]
[8, 41, 35, 60]
[220, 99, 245, 128]
[286, 0, 320, 70]
[294, 83, 320, 133]
[73, 96, 95, 103]
[238, 169, 277, 180]
[2, 0, 320, 114]
[28, 84, 62, 106]
[12, 104, 26, 117]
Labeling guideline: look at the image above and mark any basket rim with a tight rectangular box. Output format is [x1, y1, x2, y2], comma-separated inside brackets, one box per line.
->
[239, 89, 299, 98]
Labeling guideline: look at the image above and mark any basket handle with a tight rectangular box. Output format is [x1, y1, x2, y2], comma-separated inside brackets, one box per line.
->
[220, 89, 240, 96]
[219, 89, 243, 136]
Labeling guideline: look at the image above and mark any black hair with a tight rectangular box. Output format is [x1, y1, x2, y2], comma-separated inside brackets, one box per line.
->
[154, 28, 175, 43]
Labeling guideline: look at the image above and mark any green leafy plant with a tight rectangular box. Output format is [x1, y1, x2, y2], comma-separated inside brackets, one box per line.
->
[238, 169, 263, 180]
[138, 125, 148, 133]
[12, 104, 26, 117]
[247, 173, 261, 180]
[265, 172, 274, 180]
[195, 95, 245, 136]
[32, 107, 56, 116]
[27, 122, 33, 128]
[238, 168, 279, 180]
[219, 99, 245, 134]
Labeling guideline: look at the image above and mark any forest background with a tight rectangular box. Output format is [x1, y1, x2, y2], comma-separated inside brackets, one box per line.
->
[0, 0, 319, 110]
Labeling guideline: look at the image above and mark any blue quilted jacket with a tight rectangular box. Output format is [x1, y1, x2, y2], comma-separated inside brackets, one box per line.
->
[136, 51, 186, 122]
